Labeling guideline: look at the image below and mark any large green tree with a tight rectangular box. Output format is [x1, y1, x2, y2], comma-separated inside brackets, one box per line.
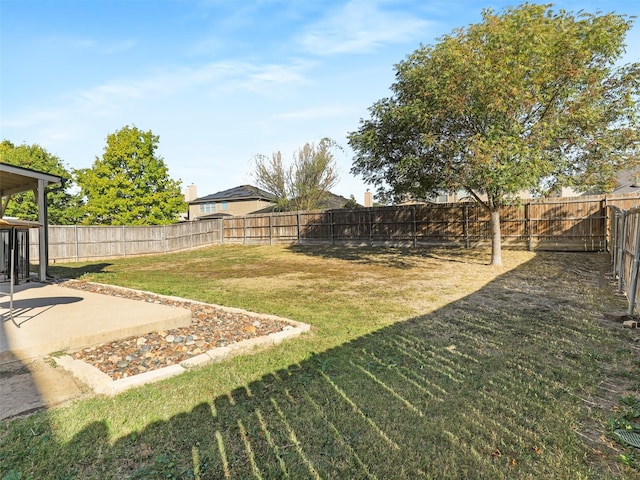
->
[252, 138, 340, 211]
[0, 140, 78, 224]
[76, 126, 185, 225]
[349, 3, 640, 265]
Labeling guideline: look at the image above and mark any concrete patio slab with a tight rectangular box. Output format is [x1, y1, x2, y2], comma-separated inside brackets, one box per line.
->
[0, 282, 192, 362]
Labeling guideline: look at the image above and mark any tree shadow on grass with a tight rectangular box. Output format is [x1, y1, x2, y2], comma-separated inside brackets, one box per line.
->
[287, 244, 491, 269]
[48, 263, 113, 280]
[2, 253, 636, 479]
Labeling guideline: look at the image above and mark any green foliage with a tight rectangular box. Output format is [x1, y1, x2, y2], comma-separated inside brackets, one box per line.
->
[252, 138, 340, 211]
[343, 194, 360, 209]
[75, 126, 185, 225]
[0, 140, 78, 224]
[349, 3, 640, 264]
[1, 470, 22, 480]
[350, 4, 639, 205]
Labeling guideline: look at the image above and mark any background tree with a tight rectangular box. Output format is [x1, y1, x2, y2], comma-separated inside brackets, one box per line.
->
[252, 138, 340, 211]
[348, 3, 639, 265]
[0, 140, 78, 224]
[75, 126, 185, 225]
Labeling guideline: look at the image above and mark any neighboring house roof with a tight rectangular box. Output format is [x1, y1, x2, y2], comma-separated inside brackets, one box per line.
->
[190, 185, 277, 204]
[251, 192, 358, 213]
[611, 168, 640, 195]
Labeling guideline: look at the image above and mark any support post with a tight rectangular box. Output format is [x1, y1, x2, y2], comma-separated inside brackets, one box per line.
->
[37, 178, 47, 281]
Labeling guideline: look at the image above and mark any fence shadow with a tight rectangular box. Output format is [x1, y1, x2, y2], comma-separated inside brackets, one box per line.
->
[2, 253, 632, 478]
[287, 244, 490, 268]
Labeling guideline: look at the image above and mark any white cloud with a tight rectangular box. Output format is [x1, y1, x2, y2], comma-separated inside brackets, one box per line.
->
[275, 105, 353, 120]
[2, 59, 312, 131]
[298, 0, 432, 55]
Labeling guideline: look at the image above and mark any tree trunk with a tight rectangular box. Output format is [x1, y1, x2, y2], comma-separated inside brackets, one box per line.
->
[490, 209, 502, 266]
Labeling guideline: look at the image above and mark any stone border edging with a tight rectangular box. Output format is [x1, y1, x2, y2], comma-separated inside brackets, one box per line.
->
[55, 325, 309, 396]
[54, 282, 311, 396]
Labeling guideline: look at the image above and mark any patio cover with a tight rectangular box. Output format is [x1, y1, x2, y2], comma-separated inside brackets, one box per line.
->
[0, 162, 62, 281]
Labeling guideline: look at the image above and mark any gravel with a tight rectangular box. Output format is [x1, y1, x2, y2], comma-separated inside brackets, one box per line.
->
[59, 280, 292, 380]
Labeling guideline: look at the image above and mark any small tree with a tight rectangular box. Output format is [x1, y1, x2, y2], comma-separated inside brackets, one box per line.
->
[76, 126, 185, 225]
[252, 138, 340, 211]
[0, 140, 78, 224]
[349, 4, 640, 265]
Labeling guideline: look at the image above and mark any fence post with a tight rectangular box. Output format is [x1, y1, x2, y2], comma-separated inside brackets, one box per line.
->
[611, 209, 618, 276]
[526, 202, 532, 251]
[610, 207, 620, 276]
[627, 211, 640, 315]
[369, 208, 373, 245]
[297, 213, 301, 244]
[602, 198, 608, 252]
[122, 225, 126, 257]
[269, 214, 273, 245]
[164, 225, 168, 253]
[412, 206, 417, 248]
[617, 210, 627, 293]
[243, 217, 247, 245]
[464, 204, 470, 249]
[75, 224, 79, 262]
[330, 211, 334, 246]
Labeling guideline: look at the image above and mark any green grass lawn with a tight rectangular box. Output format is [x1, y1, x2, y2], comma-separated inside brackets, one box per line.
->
[2, 245, 639, 479]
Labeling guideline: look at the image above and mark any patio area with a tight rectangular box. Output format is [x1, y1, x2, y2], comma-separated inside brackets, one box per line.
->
[0, 281, 193, 419]
[0, 281, 192, 362]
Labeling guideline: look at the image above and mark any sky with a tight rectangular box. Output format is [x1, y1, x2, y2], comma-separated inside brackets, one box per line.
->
[1, 0, 639, 203]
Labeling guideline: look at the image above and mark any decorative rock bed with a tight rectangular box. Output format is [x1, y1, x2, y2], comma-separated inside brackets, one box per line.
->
[55, 280, 310, 394]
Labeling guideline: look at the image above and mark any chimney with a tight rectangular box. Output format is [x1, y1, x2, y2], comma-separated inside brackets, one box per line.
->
[184, 184, 198, 202]
[364, 189, 373, 208]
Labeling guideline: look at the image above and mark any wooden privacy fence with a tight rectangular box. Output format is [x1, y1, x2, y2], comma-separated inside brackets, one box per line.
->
[222, 194, 640, 251]
[24, 193, 640, 263]
[29, 220, 222, 262]
[609, 205, 640, 315]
